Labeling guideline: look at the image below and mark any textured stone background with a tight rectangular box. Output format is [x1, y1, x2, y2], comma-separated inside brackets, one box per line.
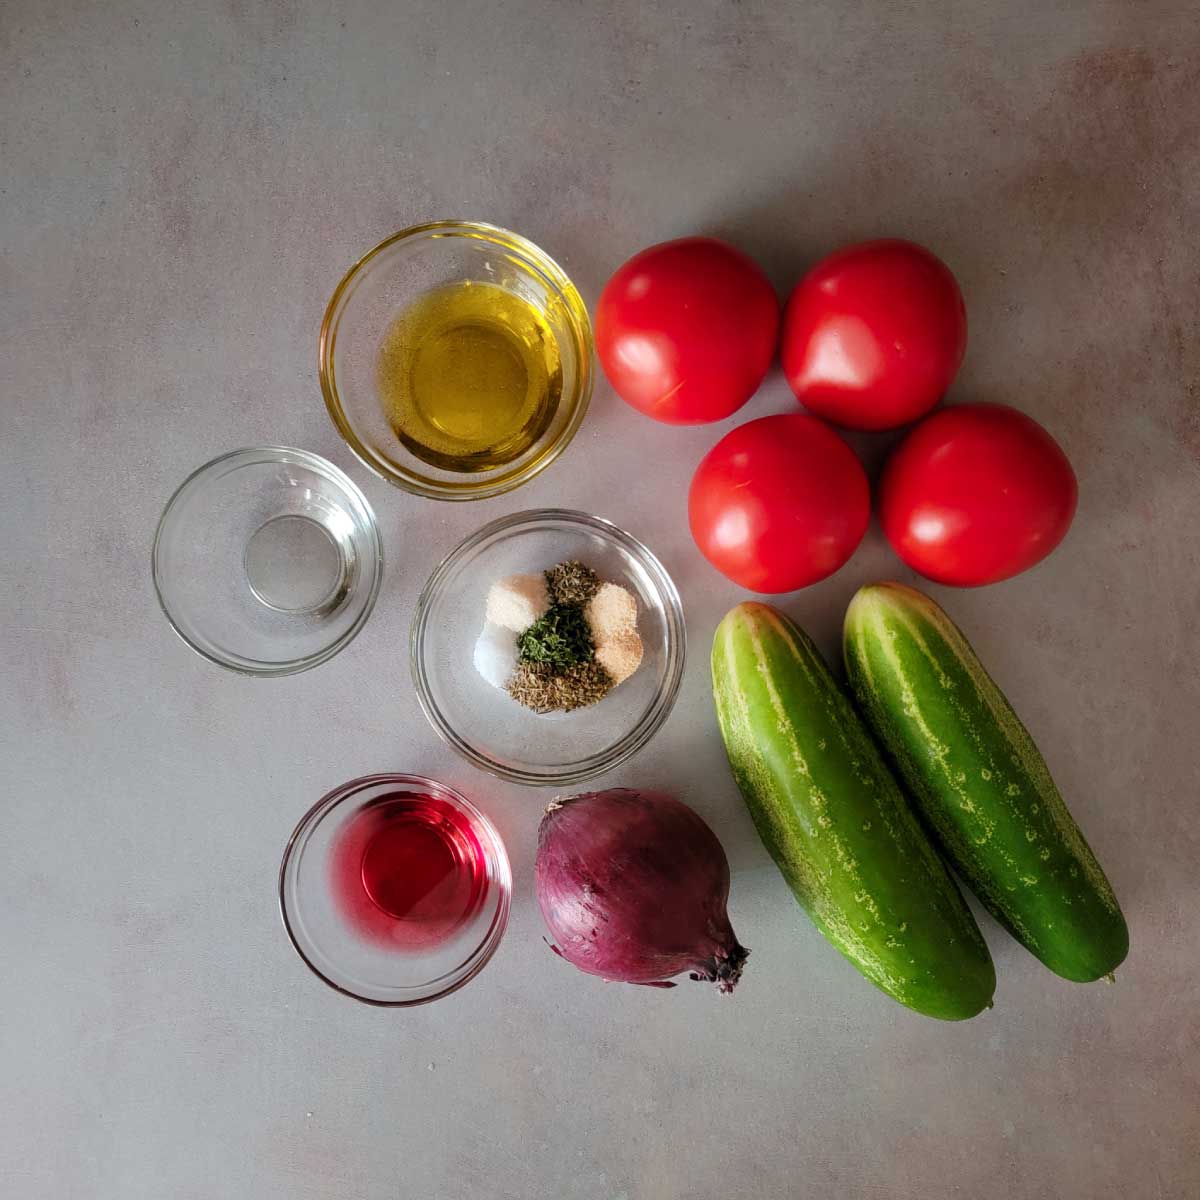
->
[2, 2, 1197, 1197]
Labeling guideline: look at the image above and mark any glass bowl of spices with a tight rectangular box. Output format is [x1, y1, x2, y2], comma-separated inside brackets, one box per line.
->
[320, 221, 593, 501]
[152, 447, 383, 675]
[279, 773, 511, 1005]
[411, 510, 686, 786]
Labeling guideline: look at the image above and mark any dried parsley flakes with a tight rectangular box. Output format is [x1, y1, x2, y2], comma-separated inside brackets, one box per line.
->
[516, 603, 594, 669]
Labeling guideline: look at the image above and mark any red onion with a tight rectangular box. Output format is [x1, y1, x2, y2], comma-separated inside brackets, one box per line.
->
[535, 788, 748, 992]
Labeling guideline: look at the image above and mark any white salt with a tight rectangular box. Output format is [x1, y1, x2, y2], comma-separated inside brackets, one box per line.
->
[473, 621, 518, 689]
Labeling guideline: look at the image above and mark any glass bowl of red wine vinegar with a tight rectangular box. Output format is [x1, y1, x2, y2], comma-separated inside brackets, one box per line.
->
[279, 774, 511, 1005]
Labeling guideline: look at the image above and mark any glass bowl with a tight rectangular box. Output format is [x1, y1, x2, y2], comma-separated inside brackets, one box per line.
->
[279, 773, 511, 1006]
[319, 221, 593, 501]
[411, 509, 687, 786]
[152, 447, 383, 675]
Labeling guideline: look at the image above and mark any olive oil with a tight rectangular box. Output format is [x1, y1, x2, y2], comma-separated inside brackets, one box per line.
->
[376, 281, 562, 472]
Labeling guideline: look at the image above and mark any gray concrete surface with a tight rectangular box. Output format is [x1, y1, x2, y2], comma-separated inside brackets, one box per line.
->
[3, 2, 1198, 1197]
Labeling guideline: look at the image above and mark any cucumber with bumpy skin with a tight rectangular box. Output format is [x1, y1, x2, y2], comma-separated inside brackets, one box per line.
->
[843, 582, 1129, 983]
[712, 601, 995, 1020]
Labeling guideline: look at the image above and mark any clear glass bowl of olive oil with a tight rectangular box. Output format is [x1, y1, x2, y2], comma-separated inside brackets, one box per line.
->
[320, 222, 593, 500]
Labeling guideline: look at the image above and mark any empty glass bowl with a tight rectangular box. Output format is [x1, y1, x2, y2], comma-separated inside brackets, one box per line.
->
[319, 221, 593, 500]
[411, 509, 687, 786]
[279, 773, 511, 1005]
[152, 447, 383, 675]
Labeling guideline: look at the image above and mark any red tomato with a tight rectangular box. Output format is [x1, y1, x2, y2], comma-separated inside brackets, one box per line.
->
[880, 404, 1078, 586]
[782, 239, 967, 431]
[596, 237, 779, 424]
[688, 414, 869, 592]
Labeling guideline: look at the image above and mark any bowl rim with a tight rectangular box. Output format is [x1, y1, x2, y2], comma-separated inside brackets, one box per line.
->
[410, 508, 687, 786]
[278, 772, 512, 1007]
[151, 445, 384, 677]
[319, 220, 594, 502]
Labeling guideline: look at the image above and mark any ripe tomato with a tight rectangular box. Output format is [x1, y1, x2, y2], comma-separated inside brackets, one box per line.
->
[688, 414, 869, 592]
[782, 239, 966, 431]
[596, 237, 779, 425]
[880, 404, 1078, 586]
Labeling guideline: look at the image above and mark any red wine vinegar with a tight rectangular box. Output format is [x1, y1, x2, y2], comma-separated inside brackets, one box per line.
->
[329, 788, 489, 951]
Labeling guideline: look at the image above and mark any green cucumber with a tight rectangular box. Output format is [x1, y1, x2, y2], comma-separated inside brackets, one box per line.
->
[712, 601, 995, 1021]
[843, 582, 1129, 983]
